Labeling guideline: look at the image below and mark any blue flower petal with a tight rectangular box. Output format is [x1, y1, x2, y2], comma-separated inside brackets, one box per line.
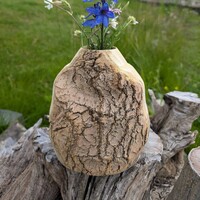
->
[82, 19, 97, 28]
[102, 2, 109, 11]
[106, 11, 115, 18]
[112, 0, 118, 3]
[86, 7, 99, 15]
[96, 15, 103, 25]
[103, 16, 109, 27]
[83, 0, 93, 2]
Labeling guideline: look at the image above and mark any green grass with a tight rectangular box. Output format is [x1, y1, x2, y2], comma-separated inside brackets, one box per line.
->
[0, 0, 200, 146]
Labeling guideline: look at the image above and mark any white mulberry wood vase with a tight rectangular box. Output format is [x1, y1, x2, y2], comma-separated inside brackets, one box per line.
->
[49, 47, 150, 176]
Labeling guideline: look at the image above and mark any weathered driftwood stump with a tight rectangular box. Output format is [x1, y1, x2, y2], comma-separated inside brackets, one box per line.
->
[0, 90, 200, 200]
[167, 147, 200, 200]
[49, 48, 149, 176]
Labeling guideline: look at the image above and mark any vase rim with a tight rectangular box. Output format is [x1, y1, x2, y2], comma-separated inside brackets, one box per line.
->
[80, 46, 118, 52]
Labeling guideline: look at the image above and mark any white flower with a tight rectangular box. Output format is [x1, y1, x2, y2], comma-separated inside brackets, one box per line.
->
[79, 15, 85, 21]
[44, 0, 53, 10]
[74, 30, 82, 37]
[133, 20, 139, 25]
[110, 17, 118, 29]
[128, 16, 139, 25]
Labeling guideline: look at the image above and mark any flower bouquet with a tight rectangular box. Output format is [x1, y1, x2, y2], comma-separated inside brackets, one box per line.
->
[44, 0, 138, 49]
[46, 0, 149, 176]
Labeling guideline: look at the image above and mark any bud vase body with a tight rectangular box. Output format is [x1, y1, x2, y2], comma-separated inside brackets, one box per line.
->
[49, 48, 150, 176]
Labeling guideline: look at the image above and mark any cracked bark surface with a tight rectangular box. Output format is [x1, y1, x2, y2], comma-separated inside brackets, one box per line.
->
[49, 48, 150, 176]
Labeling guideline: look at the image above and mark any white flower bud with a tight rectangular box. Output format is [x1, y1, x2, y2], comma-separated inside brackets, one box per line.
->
[74, 30, 82, 37]
[44, 0, 53, 10]
[128, 16, 139, 25]
[80, 15, 85, 20]
[110, 17, 118, 29]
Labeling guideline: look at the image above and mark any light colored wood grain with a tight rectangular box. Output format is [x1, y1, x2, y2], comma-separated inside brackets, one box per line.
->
[49, 48, 150, 176]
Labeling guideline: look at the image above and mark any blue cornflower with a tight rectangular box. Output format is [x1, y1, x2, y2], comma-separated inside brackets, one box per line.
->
[82, 2, 115, 28]
[96, 2, 115, 27]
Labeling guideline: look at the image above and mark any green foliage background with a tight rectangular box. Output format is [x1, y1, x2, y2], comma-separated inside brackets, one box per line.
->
[0, 0, 199, 147]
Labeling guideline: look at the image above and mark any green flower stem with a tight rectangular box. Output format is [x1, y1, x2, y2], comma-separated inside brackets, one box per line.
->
[81, 33, 83, 47]
[88, 27, 101, 48]
[70, 14, 90, 46]
[101, 24, 104, 50]
[46, 0, 90, 46]
[103, 27, 109, 48]
[89, 27, 101, 38]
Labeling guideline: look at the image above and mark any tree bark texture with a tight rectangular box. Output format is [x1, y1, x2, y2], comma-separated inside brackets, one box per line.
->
[49, 48, 150, 176]
[0, 91, 200, 200]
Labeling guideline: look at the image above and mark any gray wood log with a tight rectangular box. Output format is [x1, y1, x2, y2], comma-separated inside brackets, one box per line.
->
[151, 91, 200, 163]
[37, 128, 163, 200]
[146, 90, 200, 200]
[0, 120, 60, 200]
[167, 153, 200, 200]
[0, 91, 200, 200]
[0, 122, 26, 152]
[0, 126, 163, 200]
